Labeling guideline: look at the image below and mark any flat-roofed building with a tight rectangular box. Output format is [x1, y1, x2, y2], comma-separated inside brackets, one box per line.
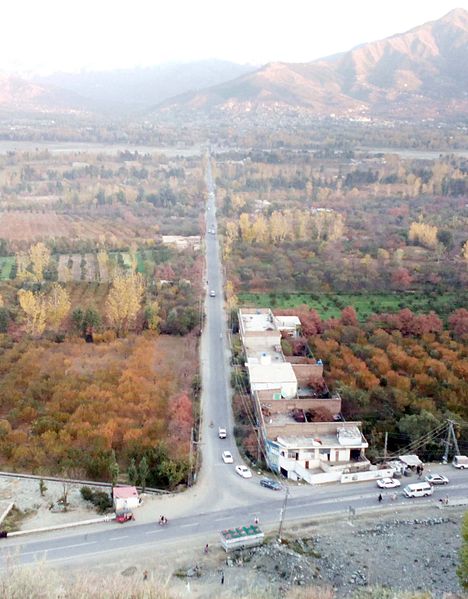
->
[237, 306, 368, 484]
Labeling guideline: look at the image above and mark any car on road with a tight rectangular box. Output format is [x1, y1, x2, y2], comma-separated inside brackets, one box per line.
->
[452, 455, 468, 469]
[235, 465, 252, 479]
[377, 478, 401, 489]
[209, 290, 216, 297]
[222, 451, 233, 464]
[218, 427, 227, 439]
[425, 473, 449, 485]
[260, 478, 282, 491]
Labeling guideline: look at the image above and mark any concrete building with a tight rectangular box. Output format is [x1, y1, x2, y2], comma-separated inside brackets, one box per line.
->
[113, 486, 140, 511]
[238, 308, 369, 484]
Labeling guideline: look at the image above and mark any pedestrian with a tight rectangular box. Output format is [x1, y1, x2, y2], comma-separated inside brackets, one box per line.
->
[378, 493, 383, 503]
[204, 543, 209, 554]
[254, 517, 259, 525]
[143, 570, 148, 581]
[221, 570, 224, 585]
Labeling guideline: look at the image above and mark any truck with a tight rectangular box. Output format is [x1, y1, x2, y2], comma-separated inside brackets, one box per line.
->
[452, 455, 468, 469]
[220, 524, 264, 552]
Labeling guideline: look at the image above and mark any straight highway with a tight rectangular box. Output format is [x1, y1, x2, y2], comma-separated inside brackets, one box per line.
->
[0, 155, 466, 569]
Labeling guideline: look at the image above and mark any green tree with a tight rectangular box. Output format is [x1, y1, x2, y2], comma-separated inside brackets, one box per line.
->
[109, 450, 120, 495]
[397, 410, 440, 443]
[138, 456, 149, 492]
[39, 478, 47, 497]
[127, 458, 138, 486]
[458, 511, 468, 590]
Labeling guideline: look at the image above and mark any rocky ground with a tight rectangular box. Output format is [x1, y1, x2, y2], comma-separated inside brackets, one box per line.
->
[164, 505, 466, 598]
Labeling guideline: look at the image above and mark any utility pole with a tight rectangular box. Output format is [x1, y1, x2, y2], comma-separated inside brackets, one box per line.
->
[278, 487, 290, 542]
[383, 432, 388, 461]
[442, 420, 461, 464]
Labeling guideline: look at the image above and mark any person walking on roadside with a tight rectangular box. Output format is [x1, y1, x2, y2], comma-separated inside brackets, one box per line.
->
[378, 493, 383, 503]
[204, 543, 209, 554]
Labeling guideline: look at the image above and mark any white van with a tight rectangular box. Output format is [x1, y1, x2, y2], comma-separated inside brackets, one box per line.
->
[403, 482, 433, 498]
[452, 455, 468, 469]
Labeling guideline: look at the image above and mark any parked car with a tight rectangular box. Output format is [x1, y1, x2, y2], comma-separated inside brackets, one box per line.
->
[218, 427, 227, 439]
[377, 478, 401, 489]
[209, 290, 216, 297]
[425, 473, 449, 485]
[260, 478, 282, 491]
[222, 451, 233, 464]
[235, 465, 252, 479]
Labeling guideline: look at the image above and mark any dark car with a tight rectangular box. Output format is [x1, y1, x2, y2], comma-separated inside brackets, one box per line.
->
[260, 478, 282, 491]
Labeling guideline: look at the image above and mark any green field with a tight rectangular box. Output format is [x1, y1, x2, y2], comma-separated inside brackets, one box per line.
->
[237, 291, 467, 320]
[0, 257, 15, 280]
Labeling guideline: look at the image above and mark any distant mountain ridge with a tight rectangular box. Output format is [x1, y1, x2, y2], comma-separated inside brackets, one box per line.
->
[34, 60, 256, 112]
[155, 8, 468, 119]
[0, 9, 466, 119]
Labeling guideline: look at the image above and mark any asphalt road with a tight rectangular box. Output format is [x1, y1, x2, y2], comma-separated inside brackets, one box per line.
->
[1, 157, 467, 568]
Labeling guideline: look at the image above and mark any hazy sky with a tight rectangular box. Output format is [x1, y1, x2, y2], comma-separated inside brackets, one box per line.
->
[2, 0, 467, 73]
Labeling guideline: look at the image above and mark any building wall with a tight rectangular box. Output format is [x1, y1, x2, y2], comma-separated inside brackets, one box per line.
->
[261, 397, 341, 416]
[266, 421, 363, 440]
[291, 363, 324, 383]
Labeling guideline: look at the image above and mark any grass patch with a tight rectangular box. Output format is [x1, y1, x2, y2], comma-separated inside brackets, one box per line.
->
[0, 257, 15, 280]
[238, 292, 466, 320]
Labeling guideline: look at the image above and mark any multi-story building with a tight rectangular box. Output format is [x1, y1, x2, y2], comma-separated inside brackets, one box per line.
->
[238, 308, 369, 483]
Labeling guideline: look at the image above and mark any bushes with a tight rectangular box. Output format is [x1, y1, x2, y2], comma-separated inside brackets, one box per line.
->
[80, 486, 113, 513]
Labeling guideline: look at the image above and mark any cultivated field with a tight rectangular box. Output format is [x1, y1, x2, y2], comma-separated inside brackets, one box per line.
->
[238, 291, 467, 320]
[0, 210, 158, 246]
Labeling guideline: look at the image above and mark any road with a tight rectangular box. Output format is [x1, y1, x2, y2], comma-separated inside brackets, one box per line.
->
[1, 156, 467, 568]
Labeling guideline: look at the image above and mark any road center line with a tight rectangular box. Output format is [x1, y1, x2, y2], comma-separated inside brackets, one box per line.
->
[145, 529, 163, 534]
[180, 522, 199, 528]
[108, 536, 128, 541]
[20, 541, 97, 557]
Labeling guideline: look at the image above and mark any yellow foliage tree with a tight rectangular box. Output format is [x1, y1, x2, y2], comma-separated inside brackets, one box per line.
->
[15, 252, 30, 281]
[462, 240, 468, 262]
[18, 289, 47, 336]
[28, 242, 51, 281]
[106, 271, 145, 335]
[46, 283, 71, 331]
[239, 213, 254, 243]
[408, 222, 438, 249]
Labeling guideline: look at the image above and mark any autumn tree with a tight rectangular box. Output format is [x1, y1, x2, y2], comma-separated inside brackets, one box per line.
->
[106, 271, 145, 335]
[18, 289, 47, 336]
[408, 222, 438, 249]
[29, 242, 51, 281]
[46, 283, 71, 331]
[144, 301, 161, 331]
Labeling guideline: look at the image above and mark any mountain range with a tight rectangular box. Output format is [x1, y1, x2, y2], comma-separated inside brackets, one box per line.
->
[156, 8, 468, 119]
[0, 8, 466, 120]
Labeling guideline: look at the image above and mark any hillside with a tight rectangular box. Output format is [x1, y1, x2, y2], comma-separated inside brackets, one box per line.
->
[155, 8, 468, 119]
[0, 73, 89, 114]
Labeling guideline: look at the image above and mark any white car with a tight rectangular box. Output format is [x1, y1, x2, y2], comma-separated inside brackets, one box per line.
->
[218, 427, 227, 439]
[235, 465, 252, 479]
[377, 478, 401, 489]
[209, 290, 216, 297]
[425, 473, 449, 485]
[222, 451, 233, 464]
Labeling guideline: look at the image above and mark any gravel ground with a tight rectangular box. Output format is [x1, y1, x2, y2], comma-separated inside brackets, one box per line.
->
[155, 505, 466, 598]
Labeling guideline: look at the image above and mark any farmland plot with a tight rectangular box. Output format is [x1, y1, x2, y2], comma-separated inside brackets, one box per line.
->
[57, 255, 73, 282]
